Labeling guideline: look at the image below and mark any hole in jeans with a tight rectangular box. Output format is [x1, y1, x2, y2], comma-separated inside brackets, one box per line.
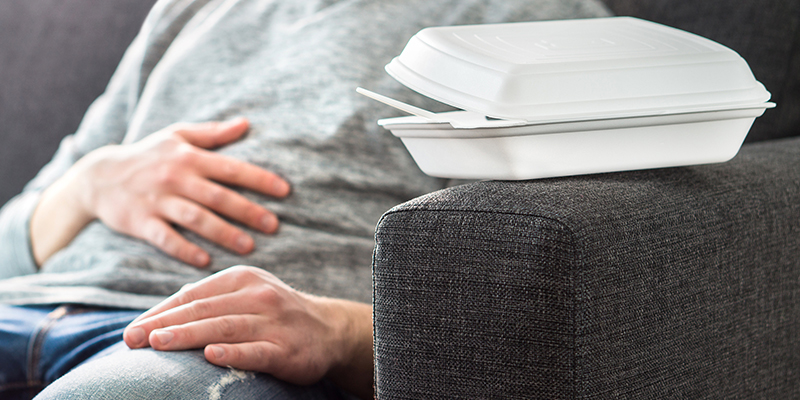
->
[207, 368, 254, 400]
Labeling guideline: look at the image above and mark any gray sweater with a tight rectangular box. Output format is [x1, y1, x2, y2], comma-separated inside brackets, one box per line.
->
[0, 0, 609, 309]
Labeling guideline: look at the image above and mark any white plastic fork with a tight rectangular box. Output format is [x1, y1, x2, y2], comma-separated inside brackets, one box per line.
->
[356, 87, 448, 123]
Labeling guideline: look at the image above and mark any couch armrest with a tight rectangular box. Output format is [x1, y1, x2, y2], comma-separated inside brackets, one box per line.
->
[373, 137, 800, 399]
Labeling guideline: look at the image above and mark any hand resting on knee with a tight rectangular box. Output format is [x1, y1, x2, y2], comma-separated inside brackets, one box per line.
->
[123, 265, 374, 400]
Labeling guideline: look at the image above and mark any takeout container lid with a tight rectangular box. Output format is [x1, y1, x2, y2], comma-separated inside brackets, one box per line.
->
[367, 17, 774, 180]
[384, 17, 772, 125]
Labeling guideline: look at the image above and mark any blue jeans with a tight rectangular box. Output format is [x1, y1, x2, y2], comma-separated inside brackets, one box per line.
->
[0, 305, 143, 399]
[1, 305, 357, 400]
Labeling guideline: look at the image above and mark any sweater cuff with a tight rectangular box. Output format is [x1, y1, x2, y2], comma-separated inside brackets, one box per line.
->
[0, 191, 41, 278]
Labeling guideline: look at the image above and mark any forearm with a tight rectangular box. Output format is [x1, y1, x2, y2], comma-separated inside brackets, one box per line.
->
[29, 163, 94, 267]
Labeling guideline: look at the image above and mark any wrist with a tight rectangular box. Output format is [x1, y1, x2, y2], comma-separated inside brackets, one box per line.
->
[317, 297, 374, 400]
[30, 166, 95, 266]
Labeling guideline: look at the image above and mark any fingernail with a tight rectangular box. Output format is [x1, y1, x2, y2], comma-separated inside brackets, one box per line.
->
[261, 214, 278, 233]
[209, 345, 225, 359]
[227, 116, 247, 126]
[127, 327, 145, 346]
[153, 330, 174, 346]
[236, 235, 253, 253]
[272, 179, 290, 197]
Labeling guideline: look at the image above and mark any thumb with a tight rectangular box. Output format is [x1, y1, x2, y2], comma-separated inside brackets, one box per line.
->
[173, 117, 250, 149]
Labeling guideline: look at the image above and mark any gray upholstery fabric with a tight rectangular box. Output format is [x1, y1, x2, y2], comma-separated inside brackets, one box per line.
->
[603, 0, 800, 143]
[373, 137, 800, 399]
[0, 0, 158, 206]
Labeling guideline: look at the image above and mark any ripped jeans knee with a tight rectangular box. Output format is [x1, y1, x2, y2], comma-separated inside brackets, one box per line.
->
[33, 345, 355, 400]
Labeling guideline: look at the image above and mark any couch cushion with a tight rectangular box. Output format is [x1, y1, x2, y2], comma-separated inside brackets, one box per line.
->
[0, 0, 158, 206]
[602, 0, 800, 143]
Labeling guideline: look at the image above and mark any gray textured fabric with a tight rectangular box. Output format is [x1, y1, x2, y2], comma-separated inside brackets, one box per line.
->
[0, 0, 611, 309]
[0, 0, 159, 206]
[603, 0, 800, 143]
[373, 136, 800, 399]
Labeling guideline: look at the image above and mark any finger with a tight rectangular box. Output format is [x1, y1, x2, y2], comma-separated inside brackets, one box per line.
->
[192, 151, 291, 199]
[204, 341, 286, 377]
[137, 217, 210, 268]
[126, 266, 265, 329]
[124, 294, 240, 349]
[147, 315, 273, 351]
[125, 290, 253, 348]
[157, 196, 255, 255]
[178, 177, 279, 234]
[172, 117, 250, 149]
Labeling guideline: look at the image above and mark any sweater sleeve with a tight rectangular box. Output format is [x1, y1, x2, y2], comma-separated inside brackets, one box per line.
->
[0, 0, 204, 278]
[0, 192, 41, 278]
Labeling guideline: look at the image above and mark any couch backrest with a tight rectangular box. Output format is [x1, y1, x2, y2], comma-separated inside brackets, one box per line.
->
[603, 0, 800, 143]
[1, 0, 796, 206]
[0, 0, 158, 205]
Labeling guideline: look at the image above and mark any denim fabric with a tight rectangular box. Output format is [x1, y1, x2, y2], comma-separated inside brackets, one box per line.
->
[1, 305, 357, 399]
[0, 305, 143, 400]
[35, 344, 358, 400]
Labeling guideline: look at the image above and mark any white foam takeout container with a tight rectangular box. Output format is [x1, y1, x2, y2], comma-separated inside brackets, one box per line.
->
[360, 17, 775, 180]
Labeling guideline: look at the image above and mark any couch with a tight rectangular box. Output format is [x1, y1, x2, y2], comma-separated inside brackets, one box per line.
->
[0, 0, 159, 207]
[373, 0, 800, 398]
[2, 0, 798, 399]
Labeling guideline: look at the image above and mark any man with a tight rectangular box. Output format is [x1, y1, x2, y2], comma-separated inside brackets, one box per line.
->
[0, 0, 610, 398]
